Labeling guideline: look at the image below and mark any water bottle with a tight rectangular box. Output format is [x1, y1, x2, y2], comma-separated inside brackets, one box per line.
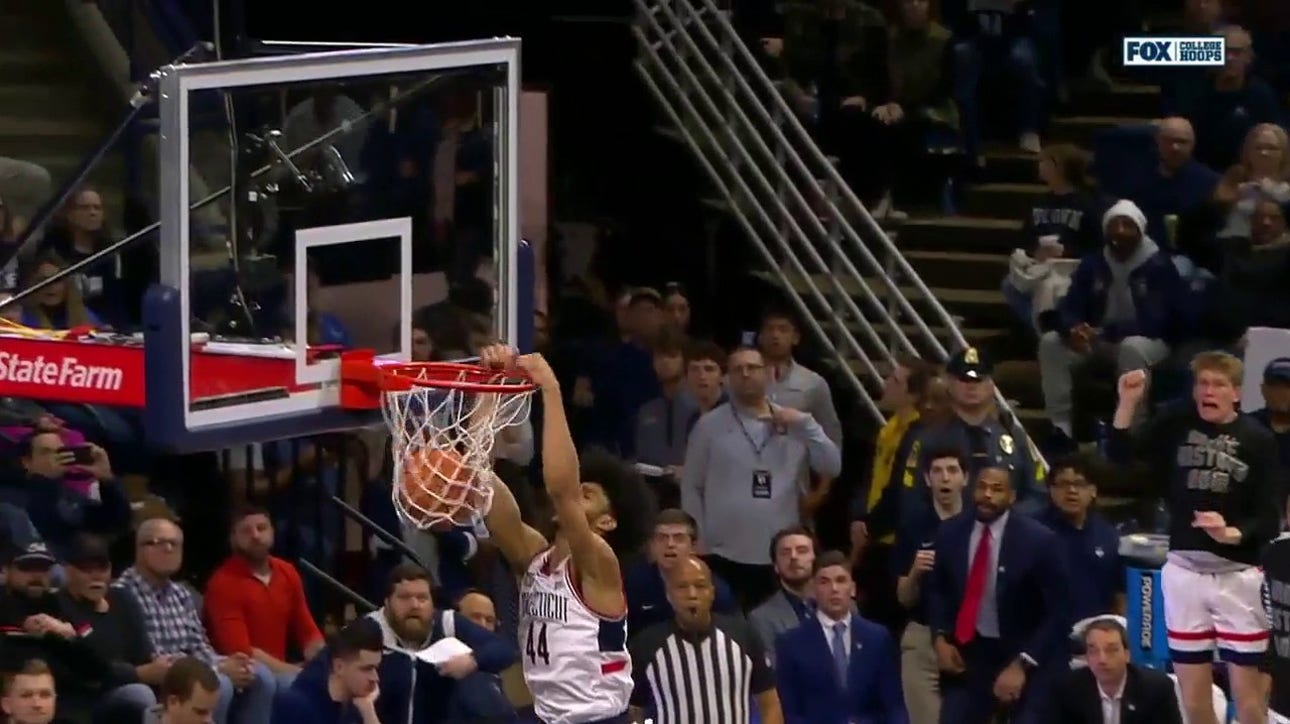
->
[1094, 419, 1109, 457]
[1152, 499, 1171, 534]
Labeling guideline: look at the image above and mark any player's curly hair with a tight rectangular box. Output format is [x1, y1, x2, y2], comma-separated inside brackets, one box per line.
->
[580, 446, 656, 557]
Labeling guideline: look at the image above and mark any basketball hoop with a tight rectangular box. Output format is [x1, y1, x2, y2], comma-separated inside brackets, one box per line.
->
[340, 351, 539, 530]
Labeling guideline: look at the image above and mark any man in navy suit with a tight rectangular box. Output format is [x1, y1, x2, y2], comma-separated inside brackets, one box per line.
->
[927, 467, 1070, 724]
[776, 550, 908, 724]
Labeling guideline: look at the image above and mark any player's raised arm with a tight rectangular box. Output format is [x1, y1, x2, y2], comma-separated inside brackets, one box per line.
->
[480, 345, 624, 603]
[481, 468, 549, 570]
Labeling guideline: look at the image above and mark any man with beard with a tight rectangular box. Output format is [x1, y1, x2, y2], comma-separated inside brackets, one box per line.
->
[356, 564, 514, 724]
[203, 506, 325, 687]
[1, 659, 57, 724]
[629, 556, 782, 724]
[928, 467, 1070, 724]
[1037, 199, 1186, 453]
[0, 540, 108, 724]
[624, 508, 737, 639]
[56, 534, 160, 723]
[276, 619, 383, 722]
[893, 447, 969, 724]
[749, 527, 818, 661]
[477, 346, 657, 724]
[1109, 354, 1279, 724]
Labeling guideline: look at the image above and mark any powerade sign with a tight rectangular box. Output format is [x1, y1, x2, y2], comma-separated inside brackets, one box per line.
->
[1123, 36, 1226, 67]
[1126, 566, 1171, 670]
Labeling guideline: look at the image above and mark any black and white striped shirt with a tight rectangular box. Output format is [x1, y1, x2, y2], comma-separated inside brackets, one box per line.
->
[629, 614, 775, 724]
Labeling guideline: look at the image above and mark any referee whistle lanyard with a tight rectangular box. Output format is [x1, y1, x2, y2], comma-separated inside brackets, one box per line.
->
[732, 405, 774, 459]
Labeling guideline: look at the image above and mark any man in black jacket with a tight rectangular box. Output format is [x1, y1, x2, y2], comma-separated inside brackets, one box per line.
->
[1049, 618, 1182, 723]
[56, 534, 160, 723]
[0, 539, 109, 724]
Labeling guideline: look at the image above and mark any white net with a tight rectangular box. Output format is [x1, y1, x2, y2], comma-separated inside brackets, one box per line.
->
[381, 366, 535, 530]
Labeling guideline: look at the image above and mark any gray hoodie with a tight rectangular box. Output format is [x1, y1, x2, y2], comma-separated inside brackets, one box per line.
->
[1100, 199, 1161, 328]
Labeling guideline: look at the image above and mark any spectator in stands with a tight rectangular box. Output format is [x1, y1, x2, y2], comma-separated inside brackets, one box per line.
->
[1048, 618, 1183, 723]
[283, 265, 352, 348]
[456, 589, 497, 631]
[625, 508, 737, 638]
[943, 0, 1044, 158]
[203, 506, 325, 688]
[760, 307, 843, 445]
[116, 518, 277, 724]
[749, 526, 818, 660]
[1250, 357, 1290, 466]
[1033, 456, 1125, 625]
[16, 252, 102, 329]
[0, 659, 56, 724]
[410, 320, 434, 361]
[629, 555, 781, 724]
[360, 564, 515, 724]
[776, 550, 907, 724]
[1198, 193, 1290, 348]
[1189, 26, 1284, 171]
[1038, 200, 1186, 450]
[275, 619, 382, 722]
[39, 186, 124, 327]
[851, 356, 935, 558]
[1110, 118, 1221, 247]
[1212, 123, 1290, 242]
[145, 657, 222, 724]
[4, 432, 131, 556]
[662, 282, 691, 333]
[56, 534, 160, 723]
[888, 0, 959, 149]
[893, 446, 968, 724]
[633, 329, 697, 475]
[1162, 0, 1233, 117]
[928, 467, 1070, 724]
[892, 374, 954, 512]
[911, 348, 1045, 512]
[681, 345, 842, 609]
[1004, 144, 1104, 332]
[851, 356, 937, 627]
[779, 0, 905, 219]
[586, 288, 664, 455]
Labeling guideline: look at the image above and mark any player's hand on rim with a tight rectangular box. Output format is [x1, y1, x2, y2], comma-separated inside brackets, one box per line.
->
[478, 344, 558, 391]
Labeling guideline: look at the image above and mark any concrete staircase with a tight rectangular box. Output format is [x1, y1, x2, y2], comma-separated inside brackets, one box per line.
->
[0, 0, 127, 224]
[888, 83, 1164, 437]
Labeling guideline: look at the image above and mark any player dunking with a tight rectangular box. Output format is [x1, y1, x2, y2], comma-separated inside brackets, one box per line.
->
[1110, 352, 1279, 724]
[475, 345, 653, 724]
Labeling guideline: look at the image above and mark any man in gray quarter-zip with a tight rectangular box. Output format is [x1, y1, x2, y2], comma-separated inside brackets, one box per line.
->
[681, 345, 842, 611]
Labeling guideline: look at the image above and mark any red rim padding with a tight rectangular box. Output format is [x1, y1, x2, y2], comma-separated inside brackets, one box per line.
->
[339, 350, 536, 410]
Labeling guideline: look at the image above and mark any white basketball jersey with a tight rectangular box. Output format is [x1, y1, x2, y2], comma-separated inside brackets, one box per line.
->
[520, 548, 631, 724]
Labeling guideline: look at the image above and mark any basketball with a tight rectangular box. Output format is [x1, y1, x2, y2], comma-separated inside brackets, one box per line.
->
[397, 448, 481, 530]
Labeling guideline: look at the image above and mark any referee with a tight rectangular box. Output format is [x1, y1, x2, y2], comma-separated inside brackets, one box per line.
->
[629, 555, 783, 724]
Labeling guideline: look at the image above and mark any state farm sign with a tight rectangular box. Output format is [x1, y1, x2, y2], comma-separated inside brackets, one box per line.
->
[0, 352, 125, 391]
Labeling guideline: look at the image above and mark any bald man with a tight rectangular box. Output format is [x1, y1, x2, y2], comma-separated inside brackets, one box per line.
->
[116, 518, 278, 724]
[1101, 116, 1219, 247]
[630, 556, 782, 724]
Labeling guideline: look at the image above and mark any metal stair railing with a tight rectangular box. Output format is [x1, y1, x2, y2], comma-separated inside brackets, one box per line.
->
[631, 0, 1040, 459]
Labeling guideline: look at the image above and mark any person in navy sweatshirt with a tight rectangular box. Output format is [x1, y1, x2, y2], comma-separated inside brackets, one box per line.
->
[1038, 199, 1191, 450]
[350, 563, 515, 724]
[275, 619, 383, 723]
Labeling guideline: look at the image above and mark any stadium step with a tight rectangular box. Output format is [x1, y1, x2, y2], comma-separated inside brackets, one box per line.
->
[1048, 115, 1138, 147]
[896, 216, 1024, 254]
[963, 182, 1048, 220]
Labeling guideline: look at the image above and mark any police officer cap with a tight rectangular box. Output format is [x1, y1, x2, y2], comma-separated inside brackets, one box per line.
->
[947, 347, 993, 381]
[1264, 357, 1290, 384]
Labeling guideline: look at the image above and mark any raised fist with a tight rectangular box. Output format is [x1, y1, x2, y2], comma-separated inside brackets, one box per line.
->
[1117, 369, 1148, 404]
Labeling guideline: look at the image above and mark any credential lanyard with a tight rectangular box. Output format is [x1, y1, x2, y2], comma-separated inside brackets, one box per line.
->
[732, 407, 772, 459]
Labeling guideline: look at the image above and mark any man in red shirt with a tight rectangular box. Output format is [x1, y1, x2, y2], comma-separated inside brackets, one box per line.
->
[204, 505, 325, 687]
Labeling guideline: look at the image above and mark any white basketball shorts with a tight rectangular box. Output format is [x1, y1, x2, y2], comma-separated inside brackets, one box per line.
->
[1161, 560, 1268, 666]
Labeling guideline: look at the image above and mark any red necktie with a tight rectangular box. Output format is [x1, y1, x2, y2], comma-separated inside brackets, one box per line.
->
[955, 525, 993, 645]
